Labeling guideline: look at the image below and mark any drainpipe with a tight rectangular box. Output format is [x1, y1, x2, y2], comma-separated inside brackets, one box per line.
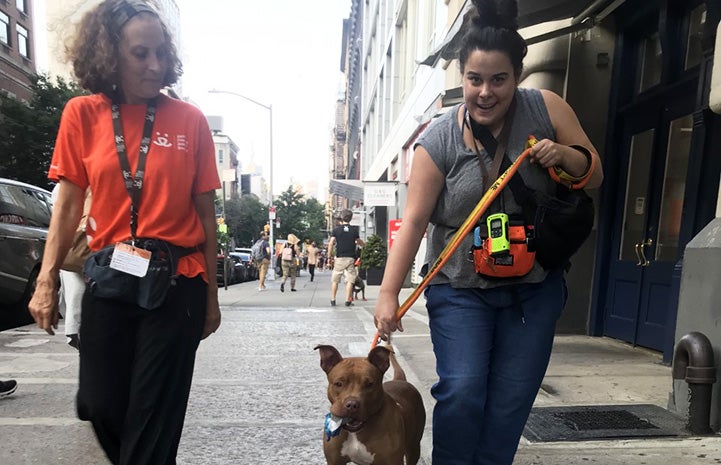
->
[672, 332, 716, 434]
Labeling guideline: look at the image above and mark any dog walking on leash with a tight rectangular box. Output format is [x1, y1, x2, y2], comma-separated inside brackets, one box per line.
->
[315, 344, 425, 465]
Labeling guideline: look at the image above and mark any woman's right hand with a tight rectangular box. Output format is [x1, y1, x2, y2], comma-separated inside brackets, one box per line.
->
[28, 275, 60, 335]
[374, 291, 403, 341]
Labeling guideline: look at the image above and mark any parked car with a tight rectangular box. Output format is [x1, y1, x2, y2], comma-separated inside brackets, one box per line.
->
[0, 179, 53, 326]
[217, 254, 245, 285]
[230, 252, 256, 281]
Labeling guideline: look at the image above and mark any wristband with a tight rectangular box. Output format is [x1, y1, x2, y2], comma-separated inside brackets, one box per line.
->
[548, 145, 595, 189]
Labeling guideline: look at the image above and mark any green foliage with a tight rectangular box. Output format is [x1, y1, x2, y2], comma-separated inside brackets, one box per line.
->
[0, 74, 84, 189]
[274, 184, 326, 245]
[360, 234, 387, 269]
[225, 194, 267, 247]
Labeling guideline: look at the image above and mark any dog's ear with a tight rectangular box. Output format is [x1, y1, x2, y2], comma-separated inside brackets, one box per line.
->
[367, 346, 391, 374]
[314, 345, 343, 374]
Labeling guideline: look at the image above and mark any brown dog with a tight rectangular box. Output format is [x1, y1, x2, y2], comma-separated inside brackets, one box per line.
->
[315, 344, 425, 465]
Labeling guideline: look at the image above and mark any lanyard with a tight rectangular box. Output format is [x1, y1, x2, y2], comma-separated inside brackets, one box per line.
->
[111, 96, 158, 242]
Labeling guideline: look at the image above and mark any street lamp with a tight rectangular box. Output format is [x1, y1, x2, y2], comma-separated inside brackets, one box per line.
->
[209, 88, 276, 279]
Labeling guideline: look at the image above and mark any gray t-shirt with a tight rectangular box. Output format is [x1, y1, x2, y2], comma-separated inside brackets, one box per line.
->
[415, 87, 557, 289]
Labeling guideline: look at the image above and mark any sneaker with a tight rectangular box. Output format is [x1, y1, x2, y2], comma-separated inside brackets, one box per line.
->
[291, 288, 297, 292]
[345, 301, 353, 307]
[0, 380, 17, 399]
[330, 300, 336, 307]
[280, 283, 285, 292]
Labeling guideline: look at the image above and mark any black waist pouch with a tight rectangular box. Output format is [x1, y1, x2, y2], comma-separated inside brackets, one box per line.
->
[83, 239, 198, 310]
[526, 186, 594, 270]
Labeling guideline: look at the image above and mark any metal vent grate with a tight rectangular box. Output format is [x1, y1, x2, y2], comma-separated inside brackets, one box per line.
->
[552, 409, 660, 431]
[523, 404, 688, 442]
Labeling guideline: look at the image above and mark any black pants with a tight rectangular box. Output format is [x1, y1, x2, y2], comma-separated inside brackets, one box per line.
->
[309, 264, 316, 281]
[77, 277, 206, 465]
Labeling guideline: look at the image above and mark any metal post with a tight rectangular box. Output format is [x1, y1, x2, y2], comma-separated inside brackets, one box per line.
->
[267, 104, 276, 280]
[209, 89, 275, 279]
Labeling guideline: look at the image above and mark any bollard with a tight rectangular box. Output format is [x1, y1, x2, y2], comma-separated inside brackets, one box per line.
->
[672, 331, 716, 434]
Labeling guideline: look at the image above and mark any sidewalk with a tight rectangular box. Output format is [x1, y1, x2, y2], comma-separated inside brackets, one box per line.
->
[224, 269, 721, 464]
[0, 269, 719, 464]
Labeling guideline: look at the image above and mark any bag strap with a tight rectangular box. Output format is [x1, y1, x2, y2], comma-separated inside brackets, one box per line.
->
[464, 97, 516, 212]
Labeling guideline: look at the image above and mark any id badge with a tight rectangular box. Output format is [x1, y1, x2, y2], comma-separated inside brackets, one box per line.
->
[109, 242, 151, 277]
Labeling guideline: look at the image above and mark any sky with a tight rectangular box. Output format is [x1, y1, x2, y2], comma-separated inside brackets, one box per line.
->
[176, 0, 351, 202]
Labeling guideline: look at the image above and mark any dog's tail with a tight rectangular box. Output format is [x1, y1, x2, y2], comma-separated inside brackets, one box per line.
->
[385, 343, 407, 381]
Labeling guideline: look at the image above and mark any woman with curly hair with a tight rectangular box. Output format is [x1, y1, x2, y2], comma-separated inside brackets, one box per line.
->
[374, 0, 603, 463]
[28, 1, 221, 463]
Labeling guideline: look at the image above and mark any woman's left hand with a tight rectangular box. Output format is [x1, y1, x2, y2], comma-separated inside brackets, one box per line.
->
[201, 296, 221, 339]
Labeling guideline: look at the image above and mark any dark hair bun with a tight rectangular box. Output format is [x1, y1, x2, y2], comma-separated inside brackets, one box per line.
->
[471, 0, 518, 31]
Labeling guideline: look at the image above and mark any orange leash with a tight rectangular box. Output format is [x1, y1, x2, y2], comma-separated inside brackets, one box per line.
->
[371, 136, 538, 349]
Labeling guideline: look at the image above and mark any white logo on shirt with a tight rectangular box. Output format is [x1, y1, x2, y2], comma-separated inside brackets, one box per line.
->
[176, 135, 188, 152]
[153, 132, 172, 148]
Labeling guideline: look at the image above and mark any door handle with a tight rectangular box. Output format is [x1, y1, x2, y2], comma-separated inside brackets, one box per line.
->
[634, 242, 643, 266]
[639, 238, 653, 266]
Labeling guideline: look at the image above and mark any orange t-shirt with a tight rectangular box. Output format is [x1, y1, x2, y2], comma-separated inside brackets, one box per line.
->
[48, 93, 221, 279]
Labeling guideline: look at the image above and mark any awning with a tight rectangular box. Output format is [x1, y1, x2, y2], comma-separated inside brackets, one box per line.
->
[329, 179, 364, 203]
[421, 0, 621, 67]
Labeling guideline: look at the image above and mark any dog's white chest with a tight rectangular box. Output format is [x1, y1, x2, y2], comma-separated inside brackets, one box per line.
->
[340, 433, 375, 465]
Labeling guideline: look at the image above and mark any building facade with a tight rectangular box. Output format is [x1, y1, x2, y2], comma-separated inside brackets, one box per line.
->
[335, 0, 721, 380]
[0, 0, 35, 101]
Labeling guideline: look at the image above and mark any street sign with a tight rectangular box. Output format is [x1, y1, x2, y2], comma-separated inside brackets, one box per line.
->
[269, 206, 276, 220]
[389, 219, 402, 250]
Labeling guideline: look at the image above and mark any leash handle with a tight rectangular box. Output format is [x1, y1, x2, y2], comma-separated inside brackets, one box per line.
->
[371, 136, 538, 349]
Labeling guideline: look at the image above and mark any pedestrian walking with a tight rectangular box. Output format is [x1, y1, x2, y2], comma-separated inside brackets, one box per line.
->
[306, 241, 319, 282]
[280, 234, 301, 292]
[253, 231, 271, 291]
[27, 1, 221, 464]
[327, 209, 365, 306]
[373, 1, 603, 463]
[51, 184, 91, 350]
[0, 379, 17, 399]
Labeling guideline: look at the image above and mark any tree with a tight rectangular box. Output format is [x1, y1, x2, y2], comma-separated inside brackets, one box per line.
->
[0, 74, 84, 189]
[274, 185, 327, 245]
[225, 194, 267, 247]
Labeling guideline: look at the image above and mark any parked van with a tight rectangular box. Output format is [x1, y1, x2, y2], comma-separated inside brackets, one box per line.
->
[0, 178, 53, 309]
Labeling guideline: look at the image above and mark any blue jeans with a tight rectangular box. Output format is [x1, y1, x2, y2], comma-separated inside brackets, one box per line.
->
[426, 271, 566, 465]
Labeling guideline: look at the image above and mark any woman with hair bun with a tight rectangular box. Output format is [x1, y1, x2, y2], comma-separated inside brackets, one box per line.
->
[28, 1, 221, 463]
[374, 0, 603, 463]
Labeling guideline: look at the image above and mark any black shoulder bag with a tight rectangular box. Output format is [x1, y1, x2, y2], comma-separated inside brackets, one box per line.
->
[500, 155, 595, 270]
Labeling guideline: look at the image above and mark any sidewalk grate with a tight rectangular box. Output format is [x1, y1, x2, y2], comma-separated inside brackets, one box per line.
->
[523, 404, 688, 442]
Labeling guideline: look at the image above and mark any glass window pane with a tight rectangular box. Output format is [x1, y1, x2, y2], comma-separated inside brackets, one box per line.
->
[639, 33, 662, 92]
[17, 24, 27, 57]
[685, 5, 706, 69]
[0, 11, 8, 45]
[16, 0, 25, 14]
[656, 115, 693, 262]
[620, 129, 654, 261]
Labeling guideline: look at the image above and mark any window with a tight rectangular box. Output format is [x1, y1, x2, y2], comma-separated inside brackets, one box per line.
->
[0, 11, 8, 45]
[0, 183, 52, 227]
[218, 148, 224, 163]
[15, 0, 25, 14]
[684, 4, 706, 69]
[638, 32, 661, 92]
[16, 23, 28, 58]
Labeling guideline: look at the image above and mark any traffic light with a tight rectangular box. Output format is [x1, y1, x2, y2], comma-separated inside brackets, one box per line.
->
[264, 223, 270, 233]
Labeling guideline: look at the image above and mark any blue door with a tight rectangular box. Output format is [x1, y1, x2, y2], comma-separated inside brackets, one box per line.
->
[604, 97, 694, 350]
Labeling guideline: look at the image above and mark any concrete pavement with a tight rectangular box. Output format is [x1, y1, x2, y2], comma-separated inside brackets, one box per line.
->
[0, 267, 719, 464]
